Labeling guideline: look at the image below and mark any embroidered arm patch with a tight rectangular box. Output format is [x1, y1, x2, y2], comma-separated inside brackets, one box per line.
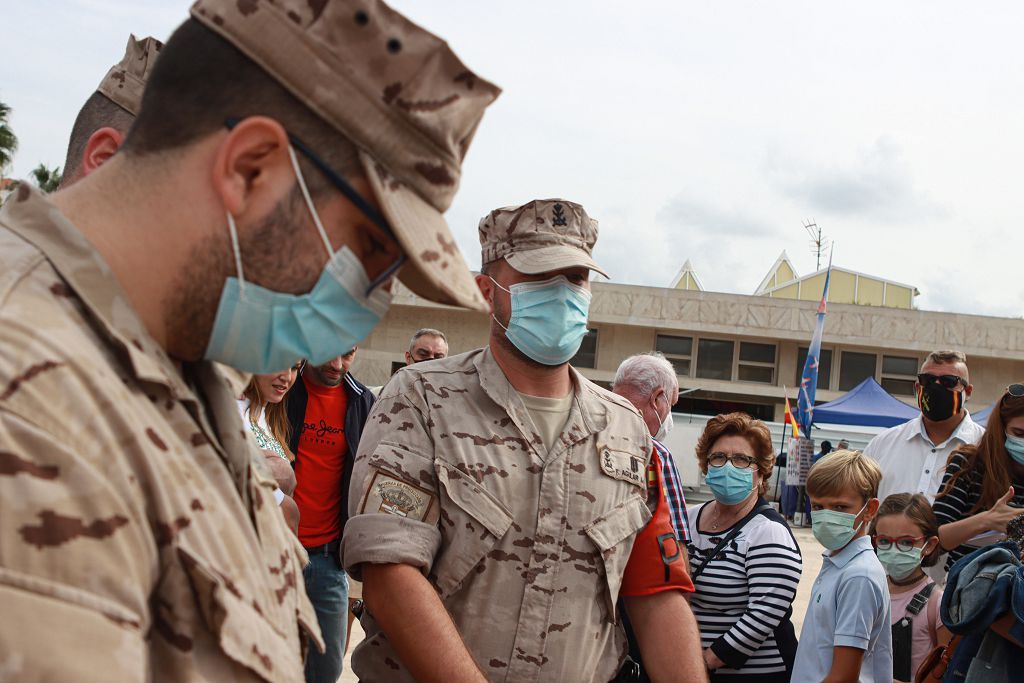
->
[360, 470, 439, 524]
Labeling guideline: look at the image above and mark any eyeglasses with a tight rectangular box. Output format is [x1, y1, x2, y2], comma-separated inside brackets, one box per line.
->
[223, 117, 406, 295]
[873, 534, 927, 552]
[708, 452, 756, 469]
[917, 373, 966, 390]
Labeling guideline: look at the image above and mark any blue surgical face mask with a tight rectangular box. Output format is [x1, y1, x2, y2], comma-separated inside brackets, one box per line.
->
[490, 275, 591, 366]
[204, 146, 393, 373]
[812, 502, 869, 551]
[1006, 434, 1024, 465]
[706, 463, 754, 505]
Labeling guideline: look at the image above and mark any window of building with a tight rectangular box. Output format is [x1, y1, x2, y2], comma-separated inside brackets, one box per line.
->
[881, 354, 919, 396]
[839, 351, 878, 391]
[655, 334, 693, 376]
[737, 342, 776, 384]
[696, 338, 734, 381]
[796, 347, 834, 391]
[571, 329, 598, 369]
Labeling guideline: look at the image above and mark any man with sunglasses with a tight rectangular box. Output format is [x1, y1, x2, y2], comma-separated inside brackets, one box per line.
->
[0, 1, 499, 680]
[866, 350, 984, 505]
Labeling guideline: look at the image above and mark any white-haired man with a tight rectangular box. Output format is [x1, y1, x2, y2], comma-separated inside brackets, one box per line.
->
[612, 352, 691, 555]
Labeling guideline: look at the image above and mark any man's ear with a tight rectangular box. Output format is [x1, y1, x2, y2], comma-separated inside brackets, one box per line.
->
[210, 116, 294, 222]
[475, 273, 496, 313]
[965, 383, 974, 400]
[80, 127, 126, 177]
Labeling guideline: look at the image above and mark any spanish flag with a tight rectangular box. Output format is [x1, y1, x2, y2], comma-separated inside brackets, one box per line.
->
[783, 387, 800, 439]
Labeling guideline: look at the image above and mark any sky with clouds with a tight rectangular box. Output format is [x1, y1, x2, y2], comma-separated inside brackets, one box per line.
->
[2, 1, 1022, 319]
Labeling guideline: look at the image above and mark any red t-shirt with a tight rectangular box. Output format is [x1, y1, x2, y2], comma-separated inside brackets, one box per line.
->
[293, 375, 348, 547]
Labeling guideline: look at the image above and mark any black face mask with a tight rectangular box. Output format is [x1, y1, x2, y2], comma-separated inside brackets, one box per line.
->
[917, 382, 964, 422]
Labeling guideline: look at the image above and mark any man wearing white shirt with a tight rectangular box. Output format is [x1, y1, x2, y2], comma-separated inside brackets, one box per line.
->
[865, 350, 984, 503]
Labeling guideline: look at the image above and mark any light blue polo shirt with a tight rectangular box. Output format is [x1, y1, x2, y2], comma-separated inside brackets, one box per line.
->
[792, 535, 893, 682]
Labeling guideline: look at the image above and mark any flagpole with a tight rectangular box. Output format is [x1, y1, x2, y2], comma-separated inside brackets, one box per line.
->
[775, 386, 790, 502]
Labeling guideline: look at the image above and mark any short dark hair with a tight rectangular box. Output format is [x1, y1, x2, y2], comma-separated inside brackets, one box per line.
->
[122, 18, 358, 195]
[60, 92, 135, 186]
[870, 493, 942, 567]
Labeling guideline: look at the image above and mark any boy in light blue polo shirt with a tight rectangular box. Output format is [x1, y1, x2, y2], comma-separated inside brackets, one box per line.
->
[793, 450, 893, 682]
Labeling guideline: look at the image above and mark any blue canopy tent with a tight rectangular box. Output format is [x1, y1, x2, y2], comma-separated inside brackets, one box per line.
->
[972, 404, 994, 427]
[812, 377, 920, 428]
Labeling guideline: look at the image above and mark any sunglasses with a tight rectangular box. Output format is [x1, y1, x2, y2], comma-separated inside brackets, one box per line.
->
[1008, 384, 1024, 398]
[918, 373, 966, 390]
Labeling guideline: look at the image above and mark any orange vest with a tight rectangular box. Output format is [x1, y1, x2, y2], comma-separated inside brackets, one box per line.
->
[620, 446, 695, 596]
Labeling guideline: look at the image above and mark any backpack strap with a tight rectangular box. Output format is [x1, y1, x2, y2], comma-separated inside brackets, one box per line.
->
[691, 502, 772, 581]
[906, 581, 937, 617]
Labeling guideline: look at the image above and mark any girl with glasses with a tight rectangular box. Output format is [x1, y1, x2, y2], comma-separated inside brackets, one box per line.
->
[870, 493, 951, 682]
[933, 384, 1024, 572]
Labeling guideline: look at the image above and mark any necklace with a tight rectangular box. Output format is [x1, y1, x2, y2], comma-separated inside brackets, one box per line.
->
[708, 496, 755, 531]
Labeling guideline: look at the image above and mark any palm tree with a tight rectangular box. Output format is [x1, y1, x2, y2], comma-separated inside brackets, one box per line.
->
[30, 164, 62, 193]
[0, 101, 17, 177]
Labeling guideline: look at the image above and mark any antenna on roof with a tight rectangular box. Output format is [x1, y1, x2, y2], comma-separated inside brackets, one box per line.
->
[804, 219, 830, 271]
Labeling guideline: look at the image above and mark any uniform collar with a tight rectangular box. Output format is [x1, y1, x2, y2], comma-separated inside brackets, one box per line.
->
[824, 534, 874, 568]
[0, 185, 192, 399]
[474, 347, 608, 456]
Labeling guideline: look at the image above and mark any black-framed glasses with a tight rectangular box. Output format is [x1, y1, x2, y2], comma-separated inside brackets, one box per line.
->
[873, 534, 927, 552]
[918, 373, 966, 390]
[223, 117, 406, 295]
[1008, 384, 1024, 398]
[708, 452, 756, 469]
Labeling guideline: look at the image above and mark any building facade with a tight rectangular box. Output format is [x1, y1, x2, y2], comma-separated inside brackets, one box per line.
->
[353, 281, 1024, 422]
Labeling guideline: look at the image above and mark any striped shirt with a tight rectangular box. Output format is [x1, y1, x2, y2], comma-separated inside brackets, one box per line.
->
[932, 451, 1024, 570]
[686, 502, 802, 675]
[654, 437, 690, 543]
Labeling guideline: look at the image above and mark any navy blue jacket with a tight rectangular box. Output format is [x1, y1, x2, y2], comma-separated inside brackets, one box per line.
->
[286, 371, 375, 546]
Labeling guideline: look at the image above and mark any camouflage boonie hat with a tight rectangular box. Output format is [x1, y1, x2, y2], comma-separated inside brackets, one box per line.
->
[190, 0, 501, 312]
[479, 199, 608, 277]
[96, 35, 163, 116]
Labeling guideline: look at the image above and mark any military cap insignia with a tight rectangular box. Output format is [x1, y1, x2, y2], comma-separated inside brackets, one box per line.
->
[552, 203, 567, 227]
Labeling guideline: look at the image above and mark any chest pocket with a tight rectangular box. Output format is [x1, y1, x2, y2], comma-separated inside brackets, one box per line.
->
[432, 461, 514, 599]
[583, 494, 651, 621]
[175, 545, 300, 683]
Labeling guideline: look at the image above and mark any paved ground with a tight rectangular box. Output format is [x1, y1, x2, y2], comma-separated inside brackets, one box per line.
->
[337, 525, 825, 681]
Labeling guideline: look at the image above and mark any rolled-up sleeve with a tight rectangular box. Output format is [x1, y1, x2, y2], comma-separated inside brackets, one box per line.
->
[834, 575, 886, 650]
[342, 376, 442, 580]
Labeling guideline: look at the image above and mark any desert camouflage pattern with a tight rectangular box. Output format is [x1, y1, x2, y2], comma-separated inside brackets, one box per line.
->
[96, 34, 163, 117]
[342, 348, 653, 682]
[0, 185, 322, 682]
[478, 198, 609, 277]
[190, 0, 501, 312]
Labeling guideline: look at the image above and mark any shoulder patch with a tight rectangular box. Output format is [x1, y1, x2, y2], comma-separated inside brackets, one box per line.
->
[360, 470, 438, 523]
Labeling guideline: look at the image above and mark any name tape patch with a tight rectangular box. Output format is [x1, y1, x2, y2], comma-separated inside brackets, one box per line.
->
[600, 447, 646, 489]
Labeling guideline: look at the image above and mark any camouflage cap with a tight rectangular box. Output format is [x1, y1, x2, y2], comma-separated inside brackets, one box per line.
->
[479, 199, 608, 278]
[95, 35, 163, 117]
[190, 0, 501, 312]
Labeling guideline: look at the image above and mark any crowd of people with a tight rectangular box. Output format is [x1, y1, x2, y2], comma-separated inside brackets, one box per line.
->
[1, 2, 1022, 683]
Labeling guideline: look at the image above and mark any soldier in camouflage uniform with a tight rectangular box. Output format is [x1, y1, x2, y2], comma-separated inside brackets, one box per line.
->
[343, 199, 706, 682]
[59, 34, 163, 188]
[0, 1, 498, 680]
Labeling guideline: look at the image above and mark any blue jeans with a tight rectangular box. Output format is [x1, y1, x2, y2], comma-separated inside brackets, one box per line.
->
[303, 549, 349, 683]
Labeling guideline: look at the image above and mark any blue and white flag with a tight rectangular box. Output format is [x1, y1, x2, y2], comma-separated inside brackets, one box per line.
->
[797, 257, 832, 438]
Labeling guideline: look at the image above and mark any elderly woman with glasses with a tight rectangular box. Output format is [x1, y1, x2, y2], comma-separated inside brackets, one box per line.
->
[933, 383, 1024, 571]
[687, 412, 802, 681]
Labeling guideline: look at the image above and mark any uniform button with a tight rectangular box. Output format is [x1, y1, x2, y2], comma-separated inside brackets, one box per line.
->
[931, 448, 937, 453]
